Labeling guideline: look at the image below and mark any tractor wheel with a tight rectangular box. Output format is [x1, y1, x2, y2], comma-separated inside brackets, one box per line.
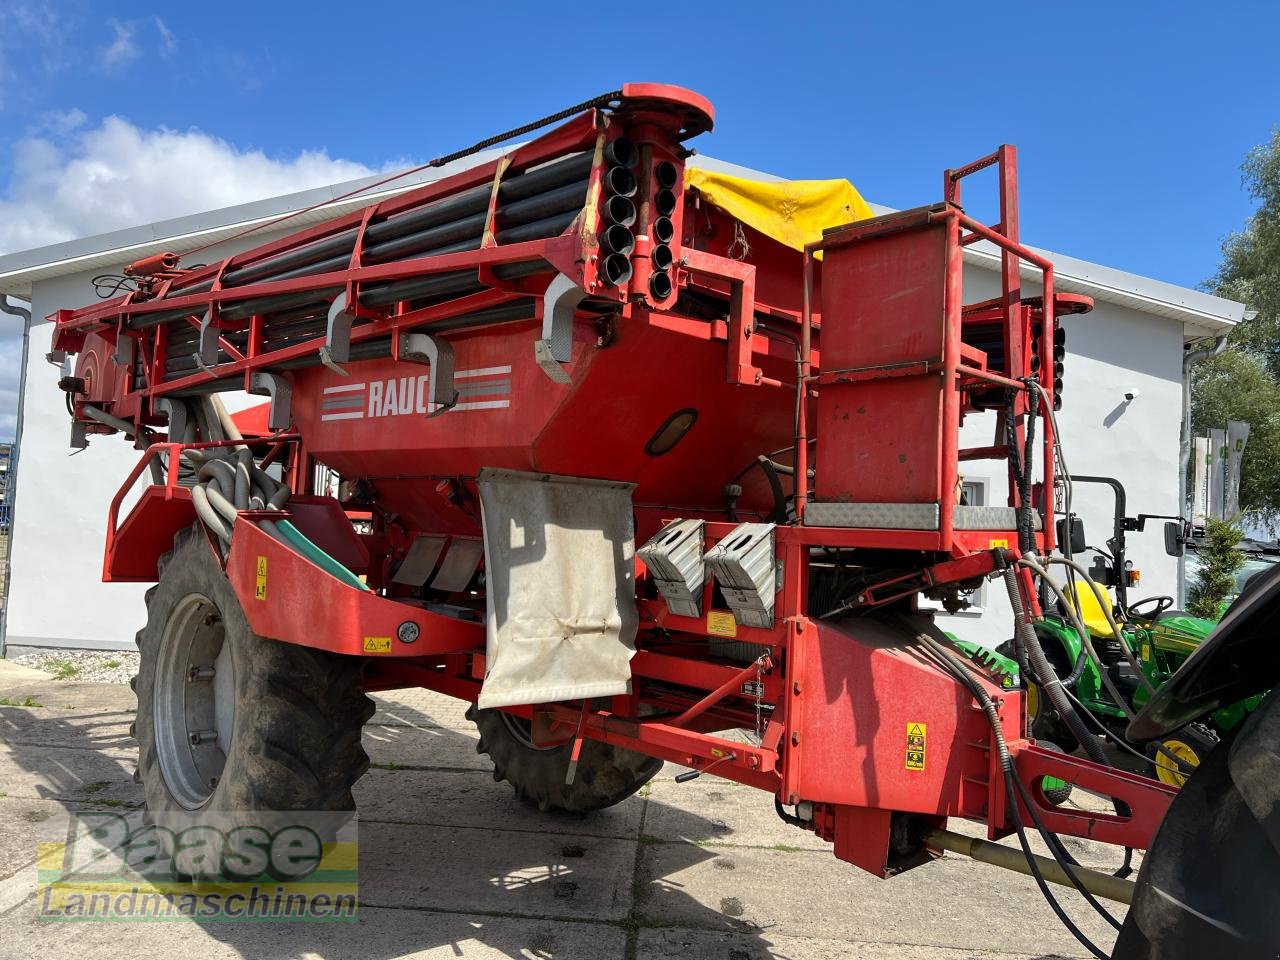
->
[1113, 688, 1280, 958]
[1035, 740, 1074, 806]
[132, 526, 374, 833]
[1146, 722, 1219, 789]
[996, 639, 1079, 750]
[467, 704, 662, 813]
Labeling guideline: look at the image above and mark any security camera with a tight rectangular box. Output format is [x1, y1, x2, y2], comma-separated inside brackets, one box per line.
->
[1123, 388, 1140, 401]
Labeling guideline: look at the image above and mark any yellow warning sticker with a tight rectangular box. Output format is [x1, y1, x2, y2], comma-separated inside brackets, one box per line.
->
[906, 722, 927, 770]
[707, 610, 737, 638]
[988, 538, 1009, 549]
[255, 556, 267, 601]
[363, 637, 393, 654]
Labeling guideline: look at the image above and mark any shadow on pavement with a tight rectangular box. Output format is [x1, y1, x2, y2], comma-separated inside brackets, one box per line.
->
[0, 676, 785, 960]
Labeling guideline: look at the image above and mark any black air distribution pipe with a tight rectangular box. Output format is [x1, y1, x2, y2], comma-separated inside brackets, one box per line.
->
[139, 151, 599, 332]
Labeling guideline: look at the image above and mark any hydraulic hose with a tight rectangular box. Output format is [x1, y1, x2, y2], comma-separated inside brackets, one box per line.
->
[1003, 566, 1112, 764]
[82, 404, 137, 436]
[1020, 557, 1142, 719]
[1058, 648, 1090, 689]
[913, 628, 1117, 957]
[176, 408, 366, 592]
[210, 395, 244, 445]
[1018, 385, 1038, 555]
[82, 404, 166, 484]
[1002, 567, 1033, 680]
[272, 519, 369, 593]
[204, 484, 240, 525]
[234, 449, 251, 510]
[190, 485, 231, 542]
[1007, 558, 1136, 875]
[756, 456, 790, 524]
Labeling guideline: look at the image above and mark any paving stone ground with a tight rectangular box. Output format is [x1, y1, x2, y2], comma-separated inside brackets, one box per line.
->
[0, 660, 1121, 959]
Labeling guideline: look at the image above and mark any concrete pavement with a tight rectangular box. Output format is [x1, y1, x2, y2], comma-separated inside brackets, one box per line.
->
[0, 660, 1119, 959]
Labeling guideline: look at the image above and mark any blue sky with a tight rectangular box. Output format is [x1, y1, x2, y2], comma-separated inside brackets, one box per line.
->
[0, 0, 1277, 290]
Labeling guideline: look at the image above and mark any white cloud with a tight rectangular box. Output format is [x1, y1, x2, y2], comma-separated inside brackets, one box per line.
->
[0, 115, 386, 439]
[0, 115, 378, 254]
[153, 16, 176, 56]
[100, 18, 139, 71]
[29, 108, 88, 138]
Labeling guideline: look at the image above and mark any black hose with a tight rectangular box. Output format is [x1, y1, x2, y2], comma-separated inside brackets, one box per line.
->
[1019, 385, 1038, 555]
[931, 630, 1128, 905]
[1061, 646, 1089, 688]
[756, 320, 805, 515]
[757, 457, 790, 525]
[1007, 566, 1135, 847]
[1005, 568, 1110, 768]
[774, 797, 807, 828]
[916, 631, 1118, 953]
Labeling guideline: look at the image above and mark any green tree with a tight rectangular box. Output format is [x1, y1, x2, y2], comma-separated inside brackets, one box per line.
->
[1187, 517, 1246, 619]
[1193, 129, 1280, 526]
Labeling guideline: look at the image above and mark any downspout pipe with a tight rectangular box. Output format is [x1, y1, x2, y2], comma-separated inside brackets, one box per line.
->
[0, 294, 33, 658]
[1178, 334, 1229, 605]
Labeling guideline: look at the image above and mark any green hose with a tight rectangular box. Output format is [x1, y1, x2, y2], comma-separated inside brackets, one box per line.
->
[272, 519, 370, 592]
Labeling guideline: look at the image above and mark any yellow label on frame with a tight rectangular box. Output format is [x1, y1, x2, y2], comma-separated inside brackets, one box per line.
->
[988, 538, 1010, 549]
[363, 637, 393, 654]
[906, 721, 927, 770]
[255, 556, 267, 601]
[707, 610, 737, 638]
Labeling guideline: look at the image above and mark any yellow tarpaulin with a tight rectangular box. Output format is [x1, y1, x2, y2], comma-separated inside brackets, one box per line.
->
[683, 168, 875, 252]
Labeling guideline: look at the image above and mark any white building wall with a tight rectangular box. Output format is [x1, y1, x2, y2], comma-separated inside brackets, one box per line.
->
[939, 265, 1185, 646]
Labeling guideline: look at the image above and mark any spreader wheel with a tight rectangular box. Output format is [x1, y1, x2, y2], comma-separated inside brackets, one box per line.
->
[1113, 688, 1280, 958]
[467, 704, 662, 813]
[132, 526, 374, 831]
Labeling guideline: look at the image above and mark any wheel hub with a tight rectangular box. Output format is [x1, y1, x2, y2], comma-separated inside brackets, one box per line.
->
[1154, 738, 1200, 788]
[153, 594, 235, 809]
[497, 710, 556, 751]
[1026, 680, 1041, 721]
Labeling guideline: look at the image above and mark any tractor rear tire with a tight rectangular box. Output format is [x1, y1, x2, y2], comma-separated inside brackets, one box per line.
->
[132, 526, 374, 833]
[1112, 687, 1280, 958]
[467, 704, 662, 813]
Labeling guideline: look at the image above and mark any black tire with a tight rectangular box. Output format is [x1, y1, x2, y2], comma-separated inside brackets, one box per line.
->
[133, 526, 374, 833]
[1145, 722, 1219, 789]
[996, 638, 1079, 750]
[467, 704, 662, 813]
[1114, 688, 1280, 958]
[1034, 740, 1074, 806]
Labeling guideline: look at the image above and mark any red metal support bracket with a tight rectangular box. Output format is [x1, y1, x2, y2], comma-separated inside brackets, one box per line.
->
[678, 247, 763, 386]
[668, 655, 773, 728]
[1002, 741, 1175, 850]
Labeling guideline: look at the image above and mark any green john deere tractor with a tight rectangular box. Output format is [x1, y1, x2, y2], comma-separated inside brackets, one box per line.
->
[983, 476, 1264, 787]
